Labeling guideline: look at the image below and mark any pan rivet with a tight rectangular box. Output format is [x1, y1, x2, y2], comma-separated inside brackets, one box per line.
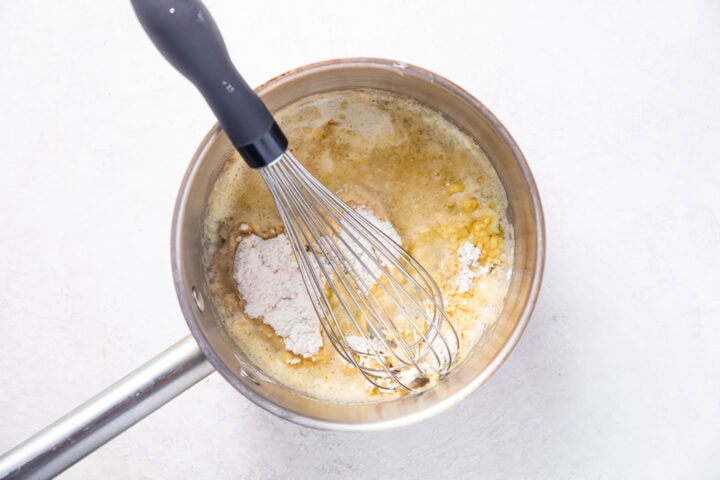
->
[191, 286, 205, 312]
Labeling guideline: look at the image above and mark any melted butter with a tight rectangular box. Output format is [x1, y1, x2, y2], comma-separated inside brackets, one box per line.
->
[202, 89, 513, 402]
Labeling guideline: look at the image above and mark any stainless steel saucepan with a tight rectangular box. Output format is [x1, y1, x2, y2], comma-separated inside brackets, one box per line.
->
[0, 58, 545, 479]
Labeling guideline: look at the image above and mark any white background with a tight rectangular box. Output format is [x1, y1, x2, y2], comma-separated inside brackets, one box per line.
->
[1, 0, 718, 478]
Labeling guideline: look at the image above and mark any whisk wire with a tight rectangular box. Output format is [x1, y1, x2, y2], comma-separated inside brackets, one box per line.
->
[272, 156, 433, 369]
[265, 168, 407, 388]
[267, 160, 405, 367]
[268, 153, 459, 382]
[259, 152, 460, 392]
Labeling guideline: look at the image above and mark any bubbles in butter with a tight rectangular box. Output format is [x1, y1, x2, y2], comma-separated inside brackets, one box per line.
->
[202, 88, 513, 402]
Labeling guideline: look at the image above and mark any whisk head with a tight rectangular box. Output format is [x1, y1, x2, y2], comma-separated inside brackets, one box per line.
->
[259, 151, 460, 393]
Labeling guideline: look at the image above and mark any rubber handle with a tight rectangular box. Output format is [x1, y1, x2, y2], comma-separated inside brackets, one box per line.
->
[131, 0, 287, 167]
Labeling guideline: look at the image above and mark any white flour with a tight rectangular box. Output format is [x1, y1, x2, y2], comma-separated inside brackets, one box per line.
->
[456, 241, 489, 293]
[233, 206, 400, 358]
[233, 234, 320, 357]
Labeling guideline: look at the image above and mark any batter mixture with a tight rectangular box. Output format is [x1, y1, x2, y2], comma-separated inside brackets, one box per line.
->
[202, 88, 512, 402]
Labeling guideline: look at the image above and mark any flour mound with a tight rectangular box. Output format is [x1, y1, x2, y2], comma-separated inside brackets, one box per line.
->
[233, 234, 321, 357]
[232, 206, 402, 359]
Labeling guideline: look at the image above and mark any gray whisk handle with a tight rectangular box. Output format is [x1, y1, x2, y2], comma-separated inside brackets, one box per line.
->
[130, 0, 288, 167]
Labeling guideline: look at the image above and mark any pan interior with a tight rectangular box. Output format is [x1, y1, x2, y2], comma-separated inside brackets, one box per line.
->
[171, 58, 544, 429]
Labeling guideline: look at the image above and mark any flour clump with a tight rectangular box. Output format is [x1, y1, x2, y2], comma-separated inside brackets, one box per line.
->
[234, 234, 320, 357]
[456, 241, 489, 293]
[233, 206, 400, 359]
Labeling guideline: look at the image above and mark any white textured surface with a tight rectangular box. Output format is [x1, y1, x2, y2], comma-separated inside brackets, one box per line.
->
[1, 0, 719, 478]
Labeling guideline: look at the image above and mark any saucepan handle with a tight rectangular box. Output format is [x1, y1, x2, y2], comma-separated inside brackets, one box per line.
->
[0, 336, 213, 479]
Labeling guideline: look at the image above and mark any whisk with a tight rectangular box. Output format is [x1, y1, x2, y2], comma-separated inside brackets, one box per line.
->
[132, 0, 459, 392]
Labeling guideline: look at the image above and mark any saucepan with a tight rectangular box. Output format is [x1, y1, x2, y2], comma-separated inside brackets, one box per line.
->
[0, 58, 545, 479]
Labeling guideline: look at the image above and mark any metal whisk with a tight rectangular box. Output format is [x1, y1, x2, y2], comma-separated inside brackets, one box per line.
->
[133, 0, 459, 391]
[261, 151, 459, 391]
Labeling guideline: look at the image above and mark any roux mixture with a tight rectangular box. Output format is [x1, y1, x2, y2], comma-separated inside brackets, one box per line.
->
[202, 88, 513, 402]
